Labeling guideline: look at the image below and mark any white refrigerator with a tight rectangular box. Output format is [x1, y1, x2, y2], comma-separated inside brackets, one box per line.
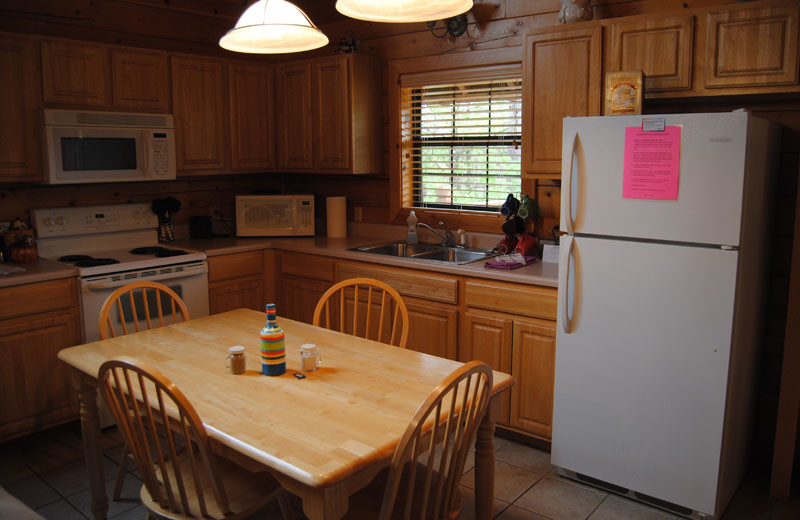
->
[552, 111, 780, 519]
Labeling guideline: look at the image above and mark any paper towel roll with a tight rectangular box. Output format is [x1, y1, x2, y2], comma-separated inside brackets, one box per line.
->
[326, 196, 347, 238]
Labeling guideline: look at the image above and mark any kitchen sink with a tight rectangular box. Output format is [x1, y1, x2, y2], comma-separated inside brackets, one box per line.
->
[349, 240, 497, 265]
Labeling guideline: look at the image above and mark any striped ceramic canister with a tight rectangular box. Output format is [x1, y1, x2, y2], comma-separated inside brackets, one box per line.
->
[260, 303, 286, 376]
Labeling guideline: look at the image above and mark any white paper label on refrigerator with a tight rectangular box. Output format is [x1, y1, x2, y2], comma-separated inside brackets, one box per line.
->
[623, 126, 682, 200]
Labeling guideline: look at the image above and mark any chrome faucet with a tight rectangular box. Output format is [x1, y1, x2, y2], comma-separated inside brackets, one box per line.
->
[418, 221, 456, 247]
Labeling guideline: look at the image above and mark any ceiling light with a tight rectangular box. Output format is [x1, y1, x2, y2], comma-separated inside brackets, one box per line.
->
[336, 0, 473, 23]
[220, 0, 329, 54]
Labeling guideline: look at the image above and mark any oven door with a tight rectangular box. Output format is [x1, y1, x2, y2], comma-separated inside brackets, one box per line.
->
[79, 261, 210, 344]
[44, 125, 150, 184]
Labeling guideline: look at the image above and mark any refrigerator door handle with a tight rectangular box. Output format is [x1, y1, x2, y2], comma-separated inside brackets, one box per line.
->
[561, 235, 575, 334]
[564, 132, 578, 234]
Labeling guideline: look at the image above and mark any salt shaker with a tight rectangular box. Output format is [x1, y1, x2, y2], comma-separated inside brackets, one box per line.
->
[300, 344, 322, 372]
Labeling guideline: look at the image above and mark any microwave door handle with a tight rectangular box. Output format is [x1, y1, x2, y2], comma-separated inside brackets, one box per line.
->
[142, 132, 151, 175]
[84, 264, 207, 290]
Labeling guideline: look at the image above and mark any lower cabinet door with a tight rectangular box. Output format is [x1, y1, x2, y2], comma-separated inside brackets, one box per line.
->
[209, 276, 264, 314]
[280, 276, 333, 324]
[0, 308, 81, 441]
[510, 318, 556, 440]
[460, 310, 512, 426]
[405, 299, 458, 360]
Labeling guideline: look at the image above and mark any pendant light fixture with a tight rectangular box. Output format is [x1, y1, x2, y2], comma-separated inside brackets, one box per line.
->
[219, 0, 329, 54]
[335, 0, 473, 23]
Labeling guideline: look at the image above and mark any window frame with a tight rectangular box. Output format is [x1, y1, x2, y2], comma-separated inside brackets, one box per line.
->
[388, 49, 531, 233]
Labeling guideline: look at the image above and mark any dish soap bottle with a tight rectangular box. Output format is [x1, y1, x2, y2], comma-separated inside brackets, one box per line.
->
[407, 211, 419, 244]
[260, 303, 286, 376]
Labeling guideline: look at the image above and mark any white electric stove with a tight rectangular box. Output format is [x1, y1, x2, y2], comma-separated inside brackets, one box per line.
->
[32, 203, 210, 344]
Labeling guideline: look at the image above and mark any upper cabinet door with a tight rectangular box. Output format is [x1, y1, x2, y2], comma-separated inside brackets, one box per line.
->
[111, 49, 170, 112]
[171, 55, 227, 172]
[608, 15, 694, 92]
[276, 62, 313, 169]
[705, 5, 799, 88]
[229, 63, 275, 171]
[42, 41, 109, 107]
[522, 25, 602, 177]
[0, 35, 42, 182]
[313, 55, 352, 171]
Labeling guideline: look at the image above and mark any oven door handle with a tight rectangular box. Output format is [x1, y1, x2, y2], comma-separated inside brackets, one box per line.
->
[83, 264, 207, 291]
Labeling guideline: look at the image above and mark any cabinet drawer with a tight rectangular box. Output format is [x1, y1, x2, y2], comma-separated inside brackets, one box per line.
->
[338, 262, 458, 304]
[464, 280, 557, 320]
[281, 252, 335, 282]
[208, 250, 263, 282]
[0, 278, 78, 320]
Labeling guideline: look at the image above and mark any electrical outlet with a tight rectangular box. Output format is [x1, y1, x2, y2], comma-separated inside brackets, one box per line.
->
[354, 206, 363, 222]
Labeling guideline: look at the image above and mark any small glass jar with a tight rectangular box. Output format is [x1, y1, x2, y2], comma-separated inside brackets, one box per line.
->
[226, 345, 246, 374]
[300, 344, 322, 372]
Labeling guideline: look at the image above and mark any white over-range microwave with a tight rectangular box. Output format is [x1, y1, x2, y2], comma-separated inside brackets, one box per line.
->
[43, 109, 176, 184]
[235, 195, 315, 237]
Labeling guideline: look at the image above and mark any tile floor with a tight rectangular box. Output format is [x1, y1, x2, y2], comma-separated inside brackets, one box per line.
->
[1, 421, 798, 519]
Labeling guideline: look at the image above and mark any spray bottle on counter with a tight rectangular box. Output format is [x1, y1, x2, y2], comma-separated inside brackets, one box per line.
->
[406, 210, 419, 244]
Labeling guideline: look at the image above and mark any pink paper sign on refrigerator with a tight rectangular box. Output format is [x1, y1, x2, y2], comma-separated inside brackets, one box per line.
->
[623, 125, 682, 200]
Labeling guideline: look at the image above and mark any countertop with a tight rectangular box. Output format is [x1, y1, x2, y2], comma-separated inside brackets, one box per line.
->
[0, 235, 558, 289]
[0, 258, 78, 289]
[173, 234, 559, 288]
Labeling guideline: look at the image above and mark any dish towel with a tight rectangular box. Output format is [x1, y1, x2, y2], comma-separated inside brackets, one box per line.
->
[484, 254, 538, 271]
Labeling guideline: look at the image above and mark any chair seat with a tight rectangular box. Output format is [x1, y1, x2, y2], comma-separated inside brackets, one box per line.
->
[344, 464, 461, 520]
[141, 455, 282, 520]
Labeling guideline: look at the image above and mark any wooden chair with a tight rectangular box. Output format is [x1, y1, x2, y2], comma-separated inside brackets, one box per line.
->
[98, 357, 293, 520]
[99, 280, 190, 339]
[98, 280, 190, 500]
[346, 360, 493, 519]
[313, 278, 410, 348]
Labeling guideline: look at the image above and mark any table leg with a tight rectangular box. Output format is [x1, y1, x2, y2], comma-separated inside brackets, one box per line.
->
[474, 395, 498, 520]
[75, 371, 108, 520]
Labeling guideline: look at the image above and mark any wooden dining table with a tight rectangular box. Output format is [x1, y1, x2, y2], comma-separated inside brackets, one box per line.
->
[58, 308, 513, 520]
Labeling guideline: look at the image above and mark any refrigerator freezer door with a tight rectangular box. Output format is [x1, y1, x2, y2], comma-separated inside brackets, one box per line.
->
[553, 235, 738, 515]
[561, 112, 748, 246]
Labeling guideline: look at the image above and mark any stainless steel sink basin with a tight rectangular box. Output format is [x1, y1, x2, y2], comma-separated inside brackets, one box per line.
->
[349, 241, 497, 265]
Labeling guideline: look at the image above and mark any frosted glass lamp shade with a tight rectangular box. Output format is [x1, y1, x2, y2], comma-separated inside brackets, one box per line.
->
[336, 0, 473, 23]
[220, 0, 329, 54]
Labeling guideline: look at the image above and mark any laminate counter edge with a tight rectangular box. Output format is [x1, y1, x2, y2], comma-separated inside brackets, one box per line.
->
[0, 258, 77, 289]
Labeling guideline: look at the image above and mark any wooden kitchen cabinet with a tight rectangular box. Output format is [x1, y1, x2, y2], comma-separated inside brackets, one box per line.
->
[0, 34, 42, 182]
[607, 15, 694, 93]
[229, 62, 275, 171]
[463, 279, 558, 439]
[337, 261, 460, 358]
[111, 48, 170, 111]
[279, 252, 336, 323]
[276, 61, 313, 169]
[522, 24, 602, 178]
[510, 318, 556, 440]
[171, 55, 227, 172]
[461, 310, 512, 425]
[208, 250, 264, 314]
[41, 40, 109, 107]
[276, 54, 382, 174]
[0, 278, 81, 441]
[705, 4, 799, 88]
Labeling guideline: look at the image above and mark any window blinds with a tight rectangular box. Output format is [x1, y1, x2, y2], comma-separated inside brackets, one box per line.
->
[401, 76, 522, 211]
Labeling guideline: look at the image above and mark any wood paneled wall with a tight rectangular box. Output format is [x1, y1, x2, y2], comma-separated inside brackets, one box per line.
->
[1, 0, 798, 475]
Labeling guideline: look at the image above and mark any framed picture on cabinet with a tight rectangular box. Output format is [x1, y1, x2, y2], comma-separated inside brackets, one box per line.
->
[605, 70, 643, 116]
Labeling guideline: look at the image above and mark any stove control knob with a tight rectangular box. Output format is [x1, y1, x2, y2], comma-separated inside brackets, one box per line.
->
[56, 217, 67, 226]
[43, 217, 54, 226]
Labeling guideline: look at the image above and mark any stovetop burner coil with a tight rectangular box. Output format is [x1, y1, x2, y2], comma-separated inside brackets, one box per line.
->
[74, 258, 121, 268]
[129, 246, 188, 257]
[59, 255, 93, 262]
